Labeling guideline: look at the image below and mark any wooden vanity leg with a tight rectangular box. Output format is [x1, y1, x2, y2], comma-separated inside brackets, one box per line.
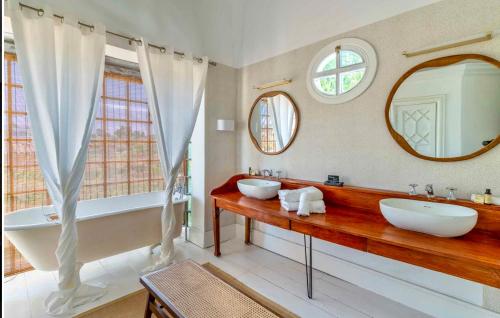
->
[245, 217, 252, 245]
[212, 199, 221, 257]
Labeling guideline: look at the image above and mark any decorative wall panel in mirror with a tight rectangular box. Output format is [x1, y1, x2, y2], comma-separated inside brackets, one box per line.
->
[249, 91, 299, 155]
[386, 54, 500, 162]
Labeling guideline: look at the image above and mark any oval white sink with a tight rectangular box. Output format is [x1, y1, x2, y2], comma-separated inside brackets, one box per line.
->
[237, 179, 281, 200]
[379, 198, 477, 237]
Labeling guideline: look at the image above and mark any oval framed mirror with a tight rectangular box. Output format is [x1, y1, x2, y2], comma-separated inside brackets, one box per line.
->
[386, 54, 500, 162]
[248, 91, 300, 155]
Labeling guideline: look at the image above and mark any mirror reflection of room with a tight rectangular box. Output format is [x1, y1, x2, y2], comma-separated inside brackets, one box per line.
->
[249, 92, 298, 154]
[389, 60, 500, 158]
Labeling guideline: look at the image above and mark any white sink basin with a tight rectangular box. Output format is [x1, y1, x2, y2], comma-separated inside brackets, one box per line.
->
[379, 198, 477, 237]
[237, 179, 281, 200]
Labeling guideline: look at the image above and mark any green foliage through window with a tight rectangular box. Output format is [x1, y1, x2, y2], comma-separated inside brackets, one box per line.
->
[313, 50, 366, 96]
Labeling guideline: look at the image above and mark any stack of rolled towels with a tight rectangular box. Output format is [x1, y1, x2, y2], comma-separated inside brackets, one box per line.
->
[278, 186, 325, 216]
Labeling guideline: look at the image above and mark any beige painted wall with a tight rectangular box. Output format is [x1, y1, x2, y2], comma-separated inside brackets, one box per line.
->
[190, 63, 238, 248]
[235, 0, 500, 312]
[236, 0, 500, 200]
[204, 63, 238, 232]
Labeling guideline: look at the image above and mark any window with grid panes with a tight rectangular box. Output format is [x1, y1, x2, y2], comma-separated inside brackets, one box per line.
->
[259, 99, 277, 153]
[3, 53, 190, 275]
[306, 38, 377, 104]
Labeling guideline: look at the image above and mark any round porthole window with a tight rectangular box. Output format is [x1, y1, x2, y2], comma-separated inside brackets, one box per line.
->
[306, 38, 377, 104]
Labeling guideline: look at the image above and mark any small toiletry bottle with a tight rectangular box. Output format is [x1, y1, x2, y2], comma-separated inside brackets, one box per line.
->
[471, 194, 484, 204]
[484, 189, 492, 205]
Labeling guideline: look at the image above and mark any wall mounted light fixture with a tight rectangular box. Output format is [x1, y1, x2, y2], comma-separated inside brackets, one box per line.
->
[402, 31, 494, 57]
[253, 79, 292, 90]
[216, 119, 235, 131]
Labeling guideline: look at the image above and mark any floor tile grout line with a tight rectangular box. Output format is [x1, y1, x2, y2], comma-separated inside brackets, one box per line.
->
[253, 256, 373, 318]
[20, 274, 34, 318]
[19, 272, 36, 318]
[71, 259, 145, 316]
[205, 249, 258, 275]
[6, 239, 428, 318]
[238, 245, 373, 317]
[245, 243, 419, 317]
[246, 263, 340, 318]
[250, 244, 398, 317]
[222, 243, 376, 317]
[86, 260, 112, 281]
[268, 259, 377, 317]
[98, 257, 133, 278]
[247, 233, 430, 316]
[240, 241, 427, 317]
[313, 273, 388, 317]
[247, 229, 351, 279]
[24, 270, 57, 318]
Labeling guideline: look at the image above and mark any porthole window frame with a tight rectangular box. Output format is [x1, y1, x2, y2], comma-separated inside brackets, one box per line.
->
[306, 38, 378, 104]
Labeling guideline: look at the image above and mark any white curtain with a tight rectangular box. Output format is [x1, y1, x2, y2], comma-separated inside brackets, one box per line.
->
[9, 2, 106, 315]
[137, 42, 208, 271]
[251, 101, 263, 146]
[269, 95, 295, 148]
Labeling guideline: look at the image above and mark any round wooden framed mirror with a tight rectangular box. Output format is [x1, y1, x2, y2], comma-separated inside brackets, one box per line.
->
[248, 91, 300, 155]
[385, 54, 500, 162]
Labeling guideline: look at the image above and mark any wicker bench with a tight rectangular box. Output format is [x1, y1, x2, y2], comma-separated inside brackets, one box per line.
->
[140, 260, 298, 318]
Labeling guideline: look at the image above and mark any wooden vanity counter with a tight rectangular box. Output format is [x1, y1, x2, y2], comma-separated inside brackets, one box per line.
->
[211, 174, 500, 288]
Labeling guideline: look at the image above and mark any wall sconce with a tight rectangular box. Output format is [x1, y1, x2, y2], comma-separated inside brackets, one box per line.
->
[253, 78, 292, 90]
[216, 119, 234, 131]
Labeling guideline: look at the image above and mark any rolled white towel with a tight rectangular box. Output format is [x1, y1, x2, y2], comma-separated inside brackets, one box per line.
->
[278, 186, 323, 202]
[299, 192, 326, 216]
[297, 192, 311, 216]
[281, 200, 326, 213]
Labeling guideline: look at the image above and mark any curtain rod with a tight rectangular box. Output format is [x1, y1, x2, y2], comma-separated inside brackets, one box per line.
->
[17, 2, 217, 66]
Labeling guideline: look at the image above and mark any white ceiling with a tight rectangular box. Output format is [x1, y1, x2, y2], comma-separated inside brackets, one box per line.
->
[7, 0, 442, 67]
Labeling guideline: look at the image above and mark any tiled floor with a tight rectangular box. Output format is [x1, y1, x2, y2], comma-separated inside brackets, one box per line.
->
[4, 238, 431, 318]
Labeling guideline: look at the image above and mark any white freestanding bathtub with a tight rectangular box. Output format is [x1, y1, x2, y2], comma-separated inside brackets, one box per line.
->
[4, 192, 188, 271]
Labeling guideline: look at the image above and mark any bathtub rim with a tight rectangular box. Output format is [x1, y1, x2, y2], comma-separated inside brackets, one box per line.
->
[4, 193, 189, 231]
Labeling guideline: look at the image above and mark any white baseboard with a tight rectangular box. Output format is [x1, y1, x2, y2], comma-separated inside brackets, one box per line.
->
[185, 225, 204, 248]
[187, 223, 236, 248]
[235, 224, 499, 318]
[203, 223, 236, 248]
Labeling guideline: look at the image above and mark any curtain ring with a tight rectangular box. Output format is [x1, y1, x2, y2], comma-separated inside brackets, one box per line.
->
[37, 9, 45, 16]
[89, 25, 95, 32]
[160, 47, 166, 53]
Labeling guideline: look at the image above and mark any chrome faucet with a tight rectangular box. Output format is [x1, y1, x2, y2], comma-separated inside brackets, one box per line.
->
[446, 187, 457, 200]
[262, 169, 273, 177]
[275, 170, 283, 179]
[425, 184, 435, 198]
[408, 184, 418, 196]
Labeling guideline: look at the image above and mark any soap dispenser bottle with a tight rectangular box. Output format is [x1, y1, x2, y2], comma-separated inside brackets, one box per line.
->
[484, 189, 492, 205]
